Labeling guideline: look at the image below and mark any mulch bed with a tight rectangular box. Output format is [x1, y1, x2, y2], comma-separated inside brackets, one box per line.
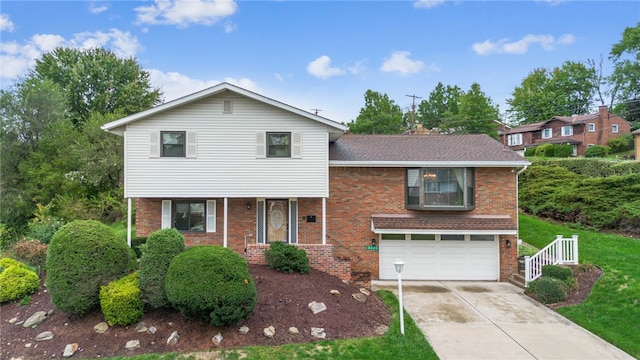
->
[1, 264, 391, 360]
[526, 264, 603, 309]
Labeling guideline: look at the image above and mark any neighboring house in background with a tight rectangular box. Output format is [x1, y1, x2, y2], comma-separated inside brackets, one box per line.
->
[501, 106, 632, 156]
[102, 82, 529, 285]
[634, 128, 640, 160]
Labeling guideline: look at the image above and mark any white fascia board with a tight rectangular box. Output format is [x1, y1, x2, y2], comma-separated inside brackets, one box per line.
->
[330, 160, 531, 168]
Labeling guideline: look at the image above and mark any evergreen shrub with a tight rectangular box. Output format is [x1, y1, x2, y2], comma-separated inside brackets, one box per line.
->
[139, 228, 184, 308]
[100, 271, 144, 326]
[554, 144, 573, 158]
[530, 277, 568, 304]
[165, 245, 257, 326]
[585, 145, 607, 158]
[541, 264, 573, 281]
[0, 258, 40, 303]
[535, 143, 555, 157]
[264, 241, 310, 274]
[46, 220, 132, 315]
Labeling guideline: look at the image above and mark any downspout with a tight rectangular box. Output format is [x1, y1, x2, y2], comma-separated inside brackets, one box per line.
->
[515, 164, 529, 237]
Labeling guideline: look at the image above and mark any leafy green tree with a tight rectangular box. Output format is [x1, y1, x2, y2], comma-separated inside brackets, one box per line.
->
[416, 82, 462, 130]
[31, 47, 162, 126]
[349, 90, 405, 134]
[440, 83, 500, 137]
[608, 23, 640, 125]
[507, 61, 597, 125]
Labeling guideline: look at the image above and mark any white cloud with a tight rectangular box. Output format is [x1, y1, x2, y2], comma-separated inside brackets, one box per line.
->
[472, 33, 575, 55]
[148, 69, 259, 102]
[380, 51, 424, 75]
[223, 21, 237, 33]
[135, 0, 238, 27]
[307, 55, 346, 79]
[1, 13, 14, 32]
[89, 2, 110, 14]
[0, 29, 140, 81]
[413, 0, 445, 9]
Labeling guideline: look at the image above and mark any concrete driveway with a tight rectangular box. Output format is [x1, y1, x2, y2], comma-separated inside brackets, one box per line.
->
[372, 280, 634, 360]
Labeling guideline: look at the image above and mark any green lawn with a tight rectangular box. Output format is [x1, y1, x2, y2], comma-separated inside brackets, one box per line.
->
[107, 290, 439, 360]
[519, 214, 640, 358]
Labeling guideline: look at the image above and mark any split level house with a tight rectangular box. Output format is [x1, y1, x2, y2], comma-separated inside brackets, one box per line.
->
[502, 105, 631, 156]
[102, 82, 530, 285]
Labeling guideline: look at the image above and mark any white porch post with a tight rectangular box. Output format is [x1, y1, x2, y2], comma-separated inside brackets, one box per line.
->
[223, 197, 228, 248]
[127, 197, 132, 247]
[322, 197, 326, 245]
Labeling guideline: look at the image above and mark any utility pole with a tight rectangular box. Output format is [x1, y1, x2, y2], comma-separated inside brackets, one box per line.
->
[406, 94, 421, 134]
[311, 108, 322, 116]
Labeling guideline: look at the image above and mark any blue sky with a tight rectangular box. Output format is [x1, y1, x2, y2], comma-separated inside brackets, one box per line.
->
[1, 1, 638, 123]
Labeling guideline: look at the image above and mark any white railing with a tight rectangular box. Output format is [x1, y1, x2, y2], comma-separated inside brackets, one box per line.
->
[524, 235, 578, 286]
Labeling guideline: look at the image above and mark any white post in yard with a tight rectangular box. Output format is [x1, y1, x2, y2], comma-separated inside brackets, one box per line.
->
[394, 259, 405, 335]
[127, 197, 132, 247]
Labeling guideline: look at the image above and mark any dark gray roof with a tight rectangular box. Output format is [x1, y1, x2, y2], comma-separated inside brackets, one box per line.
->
[329, 134, 528, 164]
[507, 121, 545, 134]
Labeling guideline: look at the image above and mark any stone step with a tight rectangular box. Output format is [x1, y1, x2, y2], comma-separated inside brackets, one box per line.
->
[508, 272, 526, 289]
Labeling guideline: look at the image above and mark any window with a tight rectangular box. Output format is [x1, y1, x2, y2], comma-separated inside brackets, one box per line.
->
[161, 200, 215, 233]
[267, 132, 291, 157]
[588, 123, 595, 132]
[161, 131, 185, 157]
[406, 168, 475, 210]
[612, 124, 619, 133]
[508, 133, 523, 146]
[542, 128, 552, 139]
[561, 125, 573, 136]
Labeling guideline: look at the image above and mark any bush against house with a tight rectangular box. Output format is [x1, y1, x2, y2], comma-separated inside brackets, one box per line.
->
[264, 241, 311, 274]
[139, 228, 185, 309]
[165, 245, 257, 327]
[46, 220, 134, 315]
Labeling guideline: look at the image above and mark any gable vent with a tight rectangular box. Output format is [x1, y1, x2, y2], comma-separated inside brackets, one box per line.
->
[223, 100, 233, 113]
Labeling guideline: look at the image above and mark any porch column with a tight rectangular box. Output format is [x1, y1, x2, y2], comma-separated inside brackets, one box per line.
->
[127, 197, 132, 247]
[322, 197, 326, 245]
[223, 197, 228, 248]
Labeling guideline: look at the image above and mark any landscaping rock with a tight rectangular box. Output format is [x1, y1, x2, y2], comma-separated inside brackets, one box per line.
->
[263, 326, 275, 338]
[8, 317, 18, 324]
[288, 326, 299, 335]
[93, 322, 109, 333]
[212, 333, 223, 346]
[239, 325, 249, 334]
[36, 331, 54, 341]
[352, 293, 368, 303]
[135, 322, 147, 333]
[63, 343, 78, 357]
[311, 327, 326, 339]
[166, 331, 179, 345]
[23, 311, 47, 328]
[359, 288, 371, 296]
[308, 301, 327, 314]
[330, 289, 341, 296]
[148, 326, 157, 334]
[125, 340, 140, 350]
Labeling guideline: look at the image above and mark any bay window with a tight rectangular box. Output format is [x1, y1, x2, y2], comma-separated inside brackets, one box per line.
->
[406, 168, 475, 210]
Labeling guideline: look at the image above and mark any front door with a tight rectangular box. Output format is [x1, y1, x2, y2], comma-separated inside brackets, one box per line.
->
[266, 199, 288, 243]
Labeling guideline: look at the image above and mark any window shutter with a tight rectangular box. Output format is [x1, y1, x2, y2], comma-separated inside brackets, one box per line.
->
[257, 199, 265, 243]
[256, 132, 266, 158]
[292, 132, 302, 158]
[186, 131, 197, 158]
[161, 200, 172, 229]
[206, 200, 216, 233]
[149, 131, 160, 158]
[289, 199, 298, 244]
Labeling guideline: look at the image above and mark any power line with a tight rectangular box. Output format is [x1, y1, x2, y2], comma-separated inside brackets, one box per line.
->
[406, 94, 422, 134]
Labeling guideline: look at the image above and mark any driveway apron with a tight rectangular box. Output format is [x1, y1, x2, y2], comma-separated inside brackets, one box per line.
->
[372, 280, 634, 360]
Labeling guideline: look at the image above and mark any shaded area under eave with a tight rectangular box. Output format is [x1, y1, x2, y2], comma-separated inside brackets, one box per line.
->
[371, 214, 517, 234]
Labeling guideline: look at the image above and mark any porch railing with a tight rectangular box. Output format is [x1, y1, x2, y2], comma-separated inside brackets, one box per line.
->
[524, 235, 578, 286]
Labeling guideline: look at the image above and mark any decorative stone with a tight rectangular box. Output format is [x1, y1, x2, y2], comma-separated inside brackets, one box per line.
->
[342, 279, 349, 284]
[23, 311, 47, 328]
[352, 293, 368, 303]
[148, 326, 157, 334]
[125, 340, 140, 350]
[94, 322, 109, 333]
[63, 343, 78, 357]
[239, 326, 249, 334]
[374, 324, 389, 336]
[167, 331, 179, 345]
[263, 326, 275, 338]
[330, 289, 341, 296]
[288, 327, 299, 335]
[212, 333, 223, 346]
[308, 301, 327, 314]
[135, 322, 147, 333]
[25, 343, 32, 348]
[9, 317, 18, 324]
[36, 331, 54, 341]
[311, 327, 326, 339]
[47, 309, 55, 316]
[359, 288, 371, 296]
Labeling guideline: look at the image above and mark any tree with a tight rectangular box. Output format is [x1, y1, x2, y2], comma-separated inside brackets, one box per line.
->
[31, 47, 162, 126]
[507, 61, 597, 125]
[415, 82, 462, 130]
[608, 23, 640, 125]
[349, 90, 405, 134]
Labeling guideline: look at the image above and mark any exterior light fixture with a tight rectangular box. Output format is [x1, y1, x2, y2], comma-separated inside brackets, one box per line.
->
[371, 238, 376, 246]
[394, 259, 405, 335]
[246, 202, 252, 209]
[506, 239, 512, 248]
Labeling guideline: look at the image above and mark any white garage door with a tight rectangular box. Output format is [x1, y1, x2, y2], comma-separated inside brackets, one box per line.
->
[379, 234, 498, 280]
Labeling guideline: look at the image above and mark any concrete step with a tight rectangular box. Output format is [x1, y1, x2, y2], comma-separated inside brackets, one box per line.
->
[508, 272, 526, 289]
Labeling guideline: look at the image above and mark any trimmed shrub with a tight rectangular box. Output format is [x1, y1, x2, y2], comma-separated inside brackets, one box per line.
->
[531, 277, 568, 304]
[46, 220, 132, 315]
[0, 259, 40, 303]
[165, 246, 257, 326]
[541, 264, 573, 281]
[131, 237, 147, 258]
[139, 228, 185, 308]
[524, 147, 536, 157]
[100, 271, 144, 326]
[535, 143, 555, 157]
[585, 145, 607, 158]
[608, 134, 633, 154]
[554, 144, 573, 158]
[264, 241, 310, 275]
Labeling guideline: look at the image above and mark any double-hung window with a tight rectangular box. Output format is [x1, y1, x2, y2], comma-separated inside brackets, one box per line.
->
[561, 125, 573, 136]
[588, 123, 596, 132]
[174, 201, 205, 231]
[161, 131, 185, 157]
[406, 168, 475, 211]
[267, 132, 291, 157]
[612, 124, 619, 133]
[542, 128, 552, 139]
[508, 133, 522, 146]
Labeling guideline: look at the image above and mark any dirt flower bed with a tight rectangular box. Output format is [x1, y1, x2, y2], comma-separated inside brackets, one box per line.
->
[527, 264, 603, 309]
[1, 264, 391, 360]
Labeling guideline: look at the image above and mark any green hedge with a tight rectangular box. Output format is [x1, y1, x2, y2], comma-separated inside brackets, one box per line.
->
[100, 271, 144, 326]
[46, 220, 133, 315]
[0, 258, 40, 303]
[585, 145, 607, 158]
[264, 241, 310, 274]
[139, 228, 184, 309]
[527, 277, 568, 304]
[165, 245, 257, 326]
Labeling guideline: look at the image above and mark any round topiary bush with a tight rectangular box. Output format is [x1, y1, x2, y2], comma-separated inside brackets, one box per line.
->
[139, 228, 185, 308]
[165, 245, 257, 326]
[0, 258, 40, 303]
[531, 277, 568, 304]
[46, 220, 133, 315]
[100, 271, 144, 326]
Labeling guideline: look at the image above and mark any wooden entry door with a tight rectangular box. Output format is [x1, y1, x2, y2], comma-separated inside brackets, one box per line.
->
[266, 199, 288, 243]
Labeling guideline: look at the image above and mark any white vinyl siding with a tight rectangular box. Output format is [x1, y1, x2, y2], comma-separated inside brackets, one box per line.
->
[123, 94, 330, 198]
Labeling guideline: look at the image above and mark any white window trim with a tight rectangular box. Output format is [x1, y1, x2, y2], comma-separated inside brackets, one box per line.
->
[150, 131, 197, 158]
[588, 123, 595, 133]
[542, 128, 553, 139]
[612, 124, 619, 133]
[161, 199, 216, 232]
[508, 133, 522, 146]
[561, 125, 573, 137]
[256, 131, 302, 159]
